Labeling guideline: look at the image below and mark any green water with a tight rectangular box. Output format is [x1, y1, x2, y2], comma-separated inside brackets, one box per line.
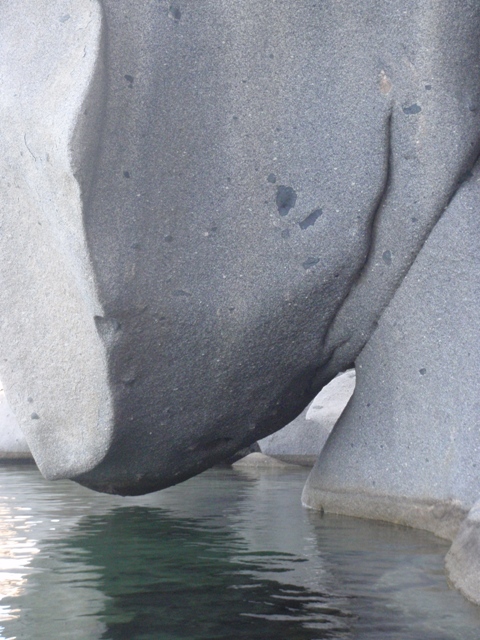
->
[0, 464, 479, 639]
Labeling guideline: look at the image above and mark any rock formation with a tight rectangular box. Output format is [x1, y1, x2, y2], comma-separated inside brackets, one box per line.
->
[303, 162, 480, 542]
[1, 0, 480, 603]
[0, 384, 31, 459]
[259, 370, 355, 465]
[446, 500, 480, 605]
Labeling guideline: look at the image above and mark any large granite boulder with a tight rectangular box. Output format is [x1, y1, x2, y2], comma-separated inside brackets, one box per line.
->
[302, 158, 480, 541]
[1, 0, 480, 505]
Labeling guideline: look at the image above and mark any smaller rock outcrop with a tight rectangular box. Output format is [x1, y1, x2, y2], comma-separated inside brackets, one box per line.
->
[446, 501, 480, 606]
[0, 385, 31, 459]
[258, 370, 355, 465]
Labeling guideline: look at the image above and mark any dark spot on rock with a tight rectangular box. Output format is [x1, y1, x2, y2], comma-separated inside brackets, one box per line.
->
[131, 242, 141, 250]
[302, 257, 319, 270]
[269, 53, 274, 59]
[411, 217, 418, 222]
[27, 397, 33, 403]
[232, 116, 238, 121]
[164, 234, 174, 243]
[419, 368, 427, 375]
[299, 208, 323, 230]
[469, 104, 477, 113]
[124, 74, 134, 87]
[281, 229, 290, 239]
[276, 127, 282, 132]
[31, 413, 40, 420]
[123, 171, 130, 178]
[267, 173, 277, 184]
[403, 104, 422, 115]
[59, 14, 70, 23]
[425, 84, 432, 90]
[382, 250, 392, 265]
[276, 185, 297, 216]
[172, 289, 192, 297]
[168, 5, 181, 20]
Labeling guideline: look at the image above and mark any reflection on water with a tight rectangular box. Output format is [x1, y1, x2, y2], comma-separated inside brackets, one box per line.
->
[0, 465, 479, 640]
[69, 506, 350, 639]
[0, 499, 38, 627]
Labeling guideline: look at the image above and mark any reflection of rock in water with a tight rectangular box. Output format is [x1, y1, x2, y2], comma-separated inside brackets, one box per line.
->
[3, 466, 480, 639]
[63, 506, 352, 639]
[306, 509, 480, 639]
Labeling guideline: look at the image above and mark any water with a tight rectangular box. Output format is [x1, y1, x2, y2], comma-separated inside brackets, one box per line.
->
[0, 464, 479, 640]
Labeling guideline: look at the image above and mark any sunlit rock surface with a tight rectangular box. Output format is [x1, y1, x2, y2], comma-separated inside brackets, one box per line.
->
[0, 386, 31, 459]
[0, 1, 111, 479]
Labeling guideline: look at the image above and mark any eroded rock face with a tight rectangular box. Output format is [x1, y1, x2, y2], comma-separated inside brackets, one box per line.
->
[1, 1, 480, 496]
[0, 1, 111, 479]
[303, 158, 480, 540]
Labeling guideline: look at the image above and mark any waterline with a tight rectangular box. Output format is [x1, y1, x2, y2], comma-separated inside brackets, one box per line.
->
[0, 464, 479, 639]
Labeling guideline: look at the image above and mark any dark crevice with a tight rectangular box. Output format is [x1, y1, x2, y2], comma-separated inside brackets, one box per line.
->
[321, 110, 480, 380]
[320, 109, 394, 353]
[70, 4, 108, 212]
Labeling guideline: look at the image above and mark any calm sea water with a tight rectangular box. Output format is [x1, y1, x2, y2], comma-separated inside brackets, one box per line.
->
[0, 463, 479, 640]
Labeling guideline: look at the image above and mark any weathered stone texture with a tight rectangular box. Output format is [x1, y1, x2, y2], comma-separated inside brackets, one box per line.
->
[0, 1, 112, 478]
[303, 158, 480, 540]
